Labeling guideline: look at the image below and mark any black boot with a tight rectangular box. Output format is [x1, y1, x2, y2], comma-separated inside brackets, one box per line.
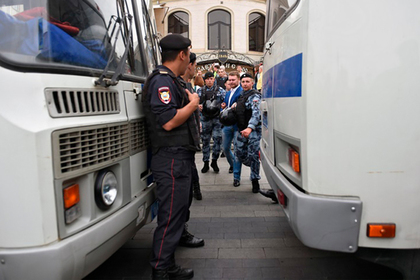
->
[252, 179, 260, 193]
[152, 267, 169, 280]
[168, 263, 194, 279]
[193, 181, 202, 200]
[179, 224, 205, 247]
[201, 161, 209, 173]
[259, 189, 278, 203]
[210, 159, 219, 173]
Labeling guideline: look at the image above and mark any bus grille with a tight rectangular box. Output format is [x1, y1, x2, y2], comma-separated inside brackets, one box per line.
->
[53, 122, 130, 179]
[130, 119, 150, 155]
[45, 89, 120, 117]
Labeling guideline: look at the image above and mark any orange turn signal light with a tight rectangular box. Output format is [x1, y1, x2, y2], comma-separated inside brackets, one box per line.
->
[367, 223, 396, 238]
[63, 184, 80, 209]
[288, 148, 300, 173]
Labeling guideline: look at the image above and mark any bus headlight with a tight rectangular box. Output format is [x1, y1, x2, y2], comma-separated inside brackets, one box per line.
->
[95, 170, 118, 210]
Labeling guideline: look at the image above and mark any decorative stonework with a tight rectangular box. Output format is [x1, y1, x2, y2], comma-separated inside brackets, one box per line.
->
[153, 0, 266, 63]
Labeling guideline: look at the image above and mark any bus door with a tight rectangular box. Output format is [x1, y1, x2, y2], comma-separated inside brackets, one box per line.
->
[260, 60, 274, 164]
[262, 0, 303, 187]
[119, 0, 160, 204]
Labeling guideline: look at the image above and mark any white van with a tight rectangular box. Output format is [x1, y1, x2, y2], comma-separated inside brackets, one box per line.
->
[0, 0, 159, 279]
[261, 0, 420, 277]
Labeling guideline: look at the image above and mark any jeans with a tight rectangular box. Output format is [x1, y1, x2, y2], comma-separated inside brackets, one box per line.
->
[222, 125, 242, 180]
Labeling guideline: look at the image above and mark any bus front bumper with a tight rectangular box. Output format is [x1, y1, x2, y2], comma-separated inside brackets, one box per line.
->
[261, 149, 362, 253]
[0, 186, 156, 280]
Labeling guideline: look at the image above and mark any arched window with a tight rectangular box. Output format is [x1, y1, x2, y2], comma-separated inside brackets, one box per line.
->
[249, 12, 265, 52]
[168, 11, 189, 38]
[208, 9, 231, 50]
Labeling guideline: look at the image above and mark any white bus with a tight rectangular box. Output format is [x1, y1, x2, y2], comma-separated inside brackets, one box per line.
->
[0, 0, 159, 279]
[261, 0, 420, 277]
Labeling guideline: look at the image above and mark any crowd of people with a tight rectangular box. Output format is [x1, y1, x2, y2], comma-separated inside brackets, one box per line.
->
[142, 34, 274, 280]
[193, 60, 265, 193]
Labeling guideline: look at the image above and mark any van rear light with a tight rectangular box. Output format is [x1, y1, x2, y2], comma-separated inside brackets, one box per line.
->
[277, 189, 287, 208]
[288, 148, 300, 173]
[367, 223, 396, 238]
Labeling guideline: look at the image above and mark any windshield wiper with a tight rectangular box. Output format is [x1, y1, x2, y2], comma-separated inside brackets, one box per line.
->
[95, 3, 133, 87]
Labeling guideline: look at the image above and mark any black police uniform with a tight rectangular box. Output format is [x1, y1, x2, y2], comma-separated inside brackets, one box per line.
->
[143, 65, 200, 271]
[178, 76, 202, 204]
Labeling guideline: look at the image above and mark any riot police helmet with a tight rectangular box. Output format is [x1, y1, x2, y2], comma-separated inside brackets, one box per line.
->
[202, 97, 220, 119]
[219, 107, 237, 126]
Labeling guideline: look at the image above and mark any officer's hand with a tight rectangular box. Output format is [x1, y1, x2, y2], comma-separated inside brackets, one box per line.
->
[221, 102, 226, 109]
[240, 128, 252, 138]
[186, 89, 199, 108]
[198, 104, 203, 111]
[231, 102, 237, 109]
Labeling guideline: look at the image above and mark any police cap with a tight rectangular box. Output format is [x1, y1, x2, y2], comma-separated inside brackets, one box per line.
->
[240, 72, 253, 80]
[160, 34, 191, 51]
[204, 71, 214, 80]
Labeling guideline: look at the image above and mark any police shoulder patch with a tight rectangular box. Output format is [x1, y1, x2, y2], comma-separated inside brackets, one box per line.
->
[158, 87, 171, 104]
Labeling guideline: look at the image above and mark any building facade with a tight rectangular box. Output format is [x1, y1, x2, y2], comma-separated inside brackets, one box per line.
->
[153, 0, 266, 73]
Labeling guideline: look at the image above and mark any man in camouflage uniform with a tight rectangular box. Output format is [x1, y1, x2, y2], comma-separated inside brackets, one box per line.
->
[197, 72, 226, 173]
[234, 73, 262, 193]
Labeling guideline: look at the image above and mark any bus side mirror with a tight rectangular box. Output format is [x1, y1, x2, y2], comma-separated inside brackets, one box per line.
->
[265, 41, 274, 55]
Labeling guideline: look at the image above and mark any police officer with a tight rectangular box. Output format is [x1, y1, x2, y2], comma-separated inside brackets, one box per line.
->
[176, 52, 205, 248]
[179, 52, 202, 201]
[142, 34, 199, 280]
[197, 72, 226, 173]
[234, 73, 262, 193]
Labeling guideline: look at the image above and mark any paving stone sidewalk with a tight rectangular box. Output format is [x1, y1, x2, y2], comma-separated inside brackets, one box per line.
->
[84, 153, 402, 280]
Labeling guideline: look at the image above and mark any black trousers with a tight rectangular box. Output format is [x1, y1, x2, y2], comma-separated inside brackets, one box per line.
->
[192, 157, 199, 185]
[185, 158, 199, 223]
[150, 149, 194, 270]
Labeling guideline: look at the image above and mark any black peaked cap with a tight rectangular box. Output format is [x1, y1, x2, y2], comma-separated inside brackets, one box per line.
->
[160, 34, 191, 51]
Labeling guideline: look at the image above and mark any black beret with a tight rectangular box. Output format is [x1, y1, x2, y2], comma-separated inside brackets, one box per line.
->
[240, 72, 253, 80]
[160, 34, 191, 51]
[204, 71, 214, 80]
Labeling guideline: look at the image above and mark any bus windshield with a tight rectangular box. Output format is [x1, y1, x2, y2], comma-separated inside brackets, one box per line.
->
[0, 0, 147, 77]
